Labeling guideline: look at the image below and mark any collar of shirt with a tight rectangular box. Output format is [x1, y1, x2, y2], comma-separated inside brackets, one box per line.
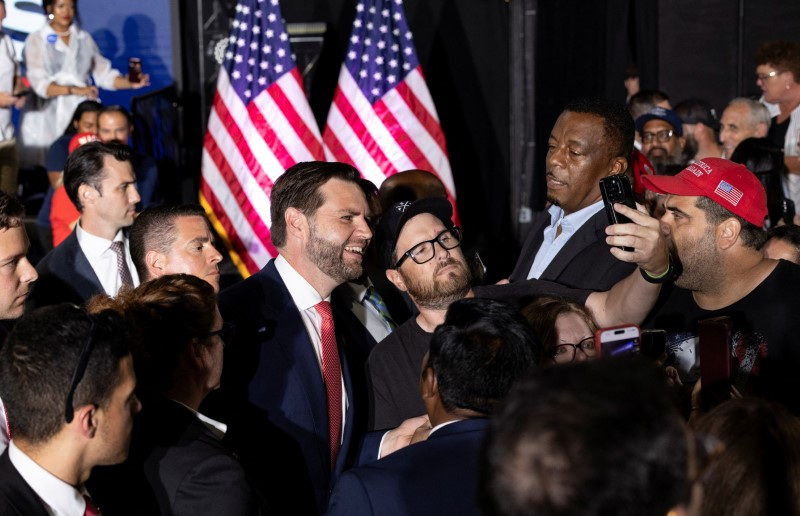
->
[428, 419, 462, 438]
[274, 255, 329, 309]
[172, 400, 227, 440]
[8, 441, 87, 516]
[75, 222, 125, 261]
[546, 199, 604, 239]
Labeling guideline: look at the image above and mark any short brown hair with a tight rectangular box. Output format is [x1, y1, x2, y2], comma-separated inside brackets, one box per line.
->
[696, 196, 767, 250]
[756, 40, 800, 82]
[0, 190, 24, 230]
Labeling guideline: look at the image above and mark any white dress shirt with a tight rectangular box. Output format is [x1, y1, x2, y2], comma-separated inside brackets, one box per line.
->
[274, 255, 347, 441]
[173, 400, 228, 440]
[75, 223, 140, 296]
[0, 395, 8, 455]
[527, 200, 605, 279]
[8, 440, 89, 515]
[342, 281, 393, 343]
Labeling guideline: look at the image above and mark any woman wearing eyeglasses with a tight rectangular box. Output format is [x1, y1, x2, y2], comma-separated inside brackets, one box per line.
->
[522, 296, 599, 365]
[85, 274, 263, 515]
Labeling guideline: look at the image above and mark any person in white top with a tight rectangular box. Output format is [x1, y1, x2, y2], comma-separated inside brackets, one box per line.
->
[18, 0, 149, 168]
[29, 140, 140, 308]
[0, 304, 141, 515]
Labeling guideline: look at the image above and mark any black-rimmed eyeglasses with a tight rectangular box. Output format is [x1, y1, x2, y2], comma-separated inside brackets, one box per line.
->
[65, 313, 96, 423]
[394, 227, 461, 269]
[549, 337, 597, 364]
[641, 129, 675, 144]
[201, 322, 235, 346]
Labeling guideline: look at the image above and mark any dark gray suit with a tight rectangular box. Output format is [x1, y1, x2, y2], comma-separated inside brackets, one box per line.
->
[509, 209, 635, 291]
[28, 230, 103, 309]
[0, 450, 48, 516]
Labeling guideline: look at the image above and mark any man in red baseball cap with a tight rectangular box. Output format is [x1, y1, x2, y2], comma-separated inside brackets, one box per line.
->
[639, 157, 800, 414]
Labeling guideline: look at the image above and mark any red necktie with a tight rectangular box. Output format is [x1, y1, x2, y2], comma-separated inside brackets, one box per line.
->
[314, 301, 341, 469]
[83, 494, 102, 516]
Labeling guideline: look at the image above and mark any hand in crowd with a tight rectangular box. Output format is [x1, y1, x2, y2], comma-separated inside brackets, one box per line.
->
[379, 414, 430, 458]
[72, 85, 99, 100]
[0, 92, 17, 108]
[604, 202, 670, 276]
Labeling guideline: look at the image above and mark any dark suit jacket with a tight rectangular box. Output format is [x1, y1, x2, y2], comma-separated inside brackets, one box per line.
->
[0, 450, 49, 516]
[89, 399, 262, 515]
[326, 418, 489, 516]
[209, 260, 374, 515]
[28, 230, 103, 309]
[509, 209, 635, 290]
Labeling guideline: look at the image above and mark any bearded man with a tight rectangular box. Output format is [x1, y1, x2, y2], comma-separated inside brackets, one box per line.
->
[212, 161, 376, 514]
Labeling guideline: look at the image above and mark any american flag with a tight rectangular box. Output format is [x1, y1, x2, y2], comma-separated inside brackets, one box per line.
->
[323, 0, 458, 219]
[200, 0, 325, 277]
[714, 180, 743, 206]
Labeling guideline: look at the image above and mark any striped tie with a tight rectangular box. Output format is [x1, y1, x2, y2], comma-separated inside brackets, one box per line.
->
[109, 241, 134, 288]
[363, 286, 396, 332]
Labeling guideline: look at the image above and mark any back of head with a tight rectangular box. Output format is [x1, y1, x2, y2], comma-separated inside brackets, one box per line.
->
[378, 169, 448, 213]
[766, 224, 800, 263]
[87, 274, 216, 402]
[0, 304, 130, 444]
[129, 204, 207, 280]
[428, 298, 537, 415]
[729, 137, 785, 176]
[694, 398, 800, 516]
[628, 89, 671, 120]
[565, 97, 634, 160]
[481, 358, 688, 516]
[269, 161, 361, 248]
[0, 190, 24, 230]
[64, 140, 133, 212]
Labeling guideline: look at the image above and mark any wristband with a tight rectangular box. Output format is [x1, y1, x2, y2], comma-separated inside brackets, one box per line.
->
[639, 255, 673, 284]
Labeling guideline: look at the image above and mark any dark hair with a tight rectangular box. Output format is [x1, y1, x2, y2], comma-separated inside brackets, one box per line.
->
[87, 274, 217, 402]
[64, 100, 102, 136]
[521, 296, 597, 362]
[730, 137, 787, 226]
[426, 298, 537, 415]
[624, 65, 639, 80]
[42, 0, 79, 17]
[565, 97, 634, 161]
[0, 304, 130, 443]
[756, 40, 800, 82]
[129, 204, 208, 280]
[98, 104, 134, 127]
[269, 161, 361, 248]
[480, 359, 688, 516]
[628, 90, 671, 120]
[695, 196, 767, 249]
[766, 224, 800, 263]
[693, 398, 800, 516]
[64, 140, 132, 211]
[0, 190, 24, 230]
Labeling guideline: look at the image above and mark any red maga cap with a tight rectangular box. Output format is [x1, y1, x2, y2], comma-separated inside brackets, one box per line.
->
[641, 158, 767, 227]
[68, 132, 100, 154]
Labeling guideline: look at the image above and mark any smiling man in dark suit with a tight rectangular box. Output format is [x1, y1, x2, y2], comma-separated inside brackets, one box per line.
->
[509, 97, 637, 290]
[29, 141, 141, 308]
[328, 297, 537, 516]
[213, 161, 377, 514]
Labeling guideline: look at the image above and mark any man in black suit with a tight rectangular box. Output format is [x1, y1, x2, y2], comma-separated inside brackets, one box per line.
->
[213, 161, 381, 514]
[29, 141, 141, 308]
[509, 97, 637, 290]
[328, 298, 537, 515]
[0, 304, 141, 515]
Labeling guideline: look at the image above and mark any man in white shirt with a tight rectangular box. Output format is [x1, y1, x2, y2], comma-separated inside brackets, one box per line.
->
[509, 97, 638, 290]
[29, 141, 141, 308]
[0, 304, 141, 515]
[214, 161, 379, 514]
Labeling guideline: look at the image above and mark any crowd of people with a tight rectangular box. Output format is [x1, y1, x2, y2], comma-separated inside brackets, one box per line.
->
[0, 7, 799, 514]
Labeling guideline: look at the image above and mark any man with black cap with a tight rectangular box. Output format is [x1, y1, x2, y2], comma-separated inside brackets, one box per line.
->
[368, 196, 670, 430]
[641, 157, 800, 414]
[674, 98, 722, 162]
[635, 106, 688, 172]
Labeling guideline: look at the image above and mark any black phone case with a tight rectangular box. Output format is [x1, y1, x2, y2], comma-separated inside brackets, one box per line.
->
[599, 175, 637, 251]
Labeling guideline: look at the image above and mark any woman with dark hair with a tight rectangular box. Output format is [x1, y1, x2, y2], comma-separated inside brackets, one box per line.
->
[18, 0, 149, 167]
[521, 296, 598, 364]
[692, 398, 800, 516]
[86, 274, 262, 515]
[729, 136, 791, 226]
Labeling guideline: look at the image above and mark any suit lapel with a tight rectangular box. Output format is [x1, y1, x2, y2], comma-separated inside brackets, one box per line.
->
[510, 211, 551, 281]
[60, 232, 105, 299]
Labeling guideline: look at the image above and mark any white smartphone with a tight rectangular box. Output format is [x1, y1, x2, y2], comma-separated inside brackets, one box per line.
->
[595, 325, 641, 358]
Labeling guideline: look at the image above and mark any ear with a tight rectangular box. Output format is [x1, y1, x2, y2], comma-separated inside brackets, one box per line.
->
[385, 267, 407, 293]
[419, 366, 438, 401]
[76, 404, 99, 439]
[716, 218, 741, 250]
[678, 136, 687, 150]
[78, 183, 97, 206]
[755, 122, 769, 138]
[609, 156, 627, 175]
[144, 250, 165, 277]
[284, 207, 308, 242]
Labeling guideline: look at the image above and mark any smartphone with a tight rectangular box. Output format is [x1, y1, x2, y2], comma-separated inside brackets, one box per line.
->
[128, 57, 142, 83]
[782, 198, 796, 225]
[640, 329, 667, 360]
[698, 316, 732, 410]
[595, 324, 640, 358]
[599, 174, 637, 251]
